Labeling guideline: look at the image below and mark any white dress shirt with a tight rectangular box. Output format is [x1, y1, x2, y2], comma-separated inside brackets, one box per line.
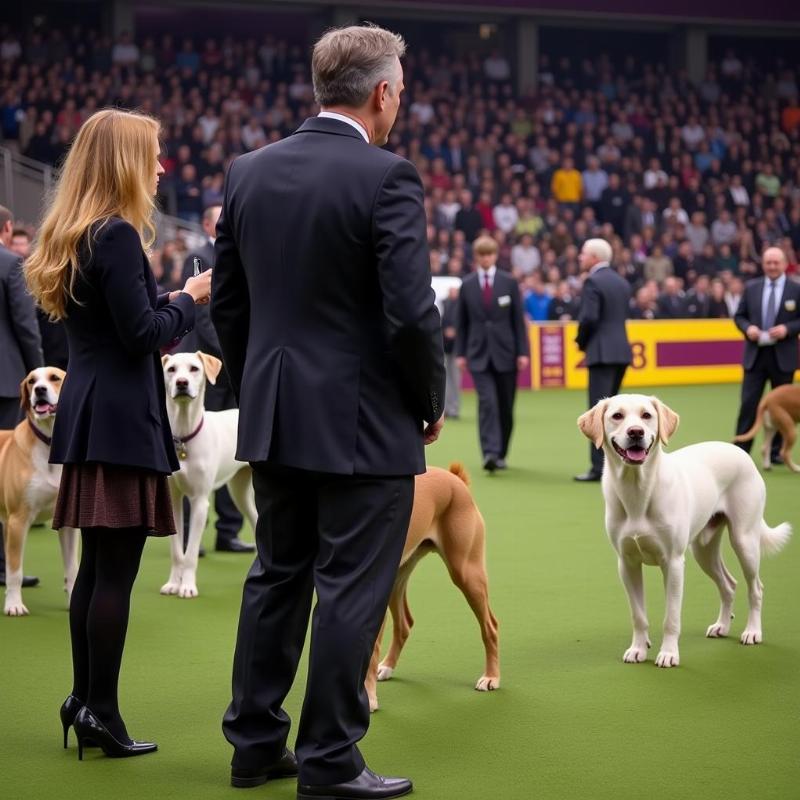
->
[478, 265, 497, 289]
[761, 273, 786, 327]
[318, 111, 369, 143]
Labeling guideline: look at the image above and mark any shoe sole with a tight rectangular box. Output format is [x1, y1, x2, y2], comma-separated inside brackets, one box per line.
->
[231, 771, 299, 788]
[297, 787, 412, 800]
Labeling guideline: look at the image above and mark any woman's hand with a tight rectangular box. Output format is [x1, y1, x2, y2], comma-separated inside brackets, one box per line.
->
[182, 269, 213, 305]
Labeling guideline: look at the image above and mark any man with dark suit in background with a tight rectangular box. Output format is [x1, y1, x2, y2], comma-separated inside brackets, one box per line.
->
[734, 247, 800, 463]
[456, 235, 529, 472]
[179, 205, 254, 555]
[0, 205, 43, 587]
[212, 25, 444, 800]
[575, 238, 633, 482]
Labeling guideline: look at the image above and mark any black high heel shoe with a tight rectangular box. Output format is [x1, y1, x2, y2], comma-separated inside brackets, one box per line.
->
[60, 695, 84, 748]
[73, 707, 157, 760]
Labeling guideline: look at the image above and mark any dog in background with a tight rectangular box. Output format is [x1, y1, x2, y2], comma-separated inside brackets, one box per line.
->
[161, 352, 256, 598]
[0, 368, 78, 616]
[578, 394, 791, 668]
[366, 463, 499, 712]
[733, 383, 800, 472]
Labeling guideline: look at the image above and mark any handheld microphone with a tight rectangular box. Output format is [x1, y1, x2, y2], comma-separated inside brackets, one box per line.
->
[193, 256, 202, 277]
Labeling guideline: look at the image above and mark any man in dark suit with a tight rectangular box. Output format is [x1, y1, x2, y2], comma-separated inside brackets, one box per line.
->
[455, 235, 529, 472]
[179, 205, 253, 555]
[211, 25, 444, 800]
[575, 238, 633, 481]
[0, 205, 43, 587]
[734, 247, 800, 463]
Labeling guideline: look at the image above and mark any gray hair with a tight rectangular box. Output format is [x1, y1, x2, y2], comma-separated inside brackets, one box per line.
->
[583, 238, 613, 263]
[312, 24, 406, 108]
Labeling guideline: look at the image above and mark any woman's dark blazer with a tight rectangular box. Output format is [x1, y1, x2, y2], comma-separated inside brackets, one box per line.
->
[50, 217, 196, 474]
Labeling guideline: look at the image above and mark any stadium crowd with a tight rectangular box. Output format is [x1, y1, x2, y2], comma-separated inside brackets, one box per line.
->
[2, 23, 800, 321]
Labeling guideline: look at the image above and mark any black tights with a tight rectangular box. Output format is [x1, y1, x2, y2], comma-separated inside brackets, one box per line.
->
[69, 527, 147, 744]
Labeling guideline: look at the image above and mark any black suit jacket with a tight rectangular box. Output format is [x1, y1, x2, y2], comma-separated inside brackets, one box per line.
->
[178, 240, 223, 359]
[575, 265, 632, 367]
[734, 277, 800, 373]
[0, 244, 43, 397]
[50, 218, 196, 473]
[455, 270, 529, 373]
[211, 116, 444, 476]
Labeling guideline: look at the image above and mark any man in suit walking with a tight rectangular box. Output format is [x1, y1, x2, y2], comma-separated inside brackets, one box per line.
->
[212, 25, 444, 800]
[0, 205, 43, 587]
[179, 205, 254, 555]
[455, 235, 529, 472]
[734, 247, 800, 463]
[574, 238, 632, 482]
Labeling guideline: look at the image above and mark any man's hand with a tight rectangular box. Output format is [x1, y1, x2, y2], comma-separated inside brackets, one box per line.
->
[746, 325, 761, 342]
[456, 356, 467, 372]
[517, 356, 530, 371]
[443, 326, 457, 339]
[423, 415, 444, 446]
[768, 324, 788, 341]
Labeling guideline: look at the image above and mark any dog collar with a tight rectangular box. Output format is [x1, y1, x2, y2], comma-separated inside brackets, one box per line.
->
[173, 417, 204, 460]
[28, 418, 53, 446]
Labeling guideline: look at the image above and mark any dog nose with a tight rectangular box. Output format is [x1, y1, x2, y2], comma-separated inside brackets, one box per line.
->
[176, 378, 189, 389]
[34, 385, 48, 397]
[627, 427, 645, 439]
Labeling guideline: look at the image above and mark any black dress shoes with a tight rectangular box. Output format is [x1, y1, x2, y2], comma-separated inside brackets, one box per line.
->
[231, 749, 299, 788]
[483, 455, 498, 473]
[0, 572, 39, 588]
[215, 538, 256, 553]
[298, 767, 413, 800]
[573, 470, 602, 482]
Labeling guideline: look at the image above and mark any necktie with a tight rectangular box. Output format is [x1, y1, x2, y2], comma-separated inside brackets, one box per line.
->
[764, 280, 778, 330]
[482, 272, 493, 309]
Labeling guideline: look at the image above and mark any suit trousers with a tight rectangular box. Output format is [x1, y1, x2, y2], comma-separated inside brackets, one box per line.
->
[222, 462, 413, 785]
[181, 379, 244, 549]
[0, 397, 23, 573]
[444, 353, 461, 417]
[472, 368, 517, 460]
[735, 348, 794, 458]
[587, 364, 628, 473]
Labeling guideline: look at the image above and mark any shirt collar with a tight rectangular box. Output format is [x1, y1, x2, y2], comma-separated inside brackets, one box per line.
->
[765, 274, 786, 291]
[478, 265, 497, 282]
[318, 111, 369, 143]
[590, 261, 610, 275]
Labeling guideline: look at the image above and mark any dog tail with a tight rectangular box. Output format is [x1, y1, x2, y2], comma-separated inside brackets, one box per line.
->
[448, 462, 471, 486]
[760, 521, 792, 557]
[733, 399, 767, 443]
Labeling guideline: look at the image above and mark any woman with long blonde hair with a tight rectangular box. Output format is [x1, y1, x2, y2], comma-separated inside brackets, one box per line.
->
[26, 108, 211, 760]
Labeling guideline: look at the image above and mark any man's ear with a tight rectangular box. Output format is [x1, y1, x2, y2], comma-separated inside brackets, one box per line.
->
[197, 352, 222, 385]
[651, 397, 680, 445]
[577, 400, 607, 450]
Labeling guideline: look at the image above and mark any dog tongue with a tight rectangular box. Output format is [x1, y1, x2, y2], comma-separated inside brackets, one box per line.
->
[625, 447, 647, 463]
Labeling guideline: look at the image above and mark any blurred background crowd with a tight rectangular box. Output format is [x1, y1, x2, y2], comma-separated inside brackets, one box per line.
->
[2, 20, 800, 322]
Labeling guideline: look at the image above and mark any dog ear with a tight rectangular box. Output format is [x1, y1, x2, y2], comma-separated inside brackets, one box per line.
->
[19, 373, 32, 410]
[197, 351, 222, 385]
[652, 397, 680, 444]
[577, 400, 607, 449]
[161, 354, 171, 368]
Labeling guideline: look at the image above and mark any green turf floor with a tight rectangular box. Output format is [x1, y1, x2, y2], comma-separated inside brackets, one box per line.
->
[3, 384, 799, 800]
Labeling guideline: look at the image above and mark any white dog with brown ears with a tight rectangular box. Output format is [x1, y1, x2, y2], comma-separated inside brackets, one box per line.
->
[0, 368, 79, 616]
[161, 351, 257, 599]
[578, 394, 791, 668]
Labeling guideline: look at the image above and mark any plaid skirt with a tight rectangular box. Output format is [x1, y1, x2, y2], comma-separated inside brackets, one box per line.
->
[53, 462, 176, 537]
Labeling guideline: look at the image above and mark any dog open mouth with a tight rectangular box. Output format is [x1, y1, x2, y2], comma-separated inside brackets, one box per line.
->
[33, 401, 57, 416]
[611, 439, 650, 465]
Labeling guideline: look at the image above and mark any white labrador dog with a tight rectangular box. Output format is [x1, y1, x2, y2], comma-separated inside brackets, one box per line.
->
[161, 352, 257, 598]
[578, 394, 791, 668]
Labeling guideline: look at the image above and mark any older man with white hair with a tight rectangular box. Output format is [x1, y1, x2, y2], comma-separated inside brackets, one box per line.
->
[574, 238, 632, 481]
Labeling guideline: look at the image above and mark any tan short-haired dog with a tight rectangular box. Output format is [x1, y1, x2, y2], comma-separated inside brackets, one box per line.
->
[365, 463, 499, 711]
[733, 383, 800, 472]
[1, 367, 79, 616]
[578, 394, 791, 667]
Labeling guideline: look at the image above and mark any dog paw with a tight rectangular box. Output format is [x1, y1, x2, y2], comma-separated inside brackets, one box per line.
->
[178, 583, 199, 599]
[4, 601, 29, 617]
[368, 695, 379, 713]
[377, 665, 394, 682]
[706, 622, 730, 638]
[655, 650, 680, 668]
[622, 646, 648, 663]
[160, 581, 180, 595]
[475, 676, 500, 692]
[740, 628, 762, 645]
